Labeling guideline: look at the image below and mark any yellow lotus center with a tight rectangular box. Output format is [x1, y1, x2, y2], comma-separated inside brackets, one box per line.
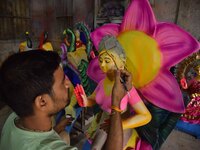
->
[117, 31, 161, 88]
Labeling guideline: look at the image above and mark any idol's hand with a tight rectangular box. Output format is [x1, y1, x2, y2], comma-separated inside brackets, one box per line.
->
[74, 84, 88, 107]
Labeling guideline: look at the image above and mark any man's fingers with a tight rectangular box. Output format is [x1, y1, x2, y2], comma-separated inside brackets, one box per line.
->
[100, 122, 109, 133]
[114, 70, 121, 82]
[120, 69, 131, 78]
[120, 69, 132, 83]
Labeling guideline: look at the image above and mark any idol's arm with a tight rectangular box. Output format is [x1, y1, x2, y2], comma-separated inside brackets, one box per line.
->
[122, 97, 151, 129]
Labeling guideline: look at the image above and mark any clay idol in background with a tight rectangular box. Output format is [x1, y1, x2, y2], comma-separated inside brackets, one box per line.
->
[57, 23, 97, 132]
[38, 31, 53, 51]
[175, 51, 200, 139]
[19, 31, 32, 52]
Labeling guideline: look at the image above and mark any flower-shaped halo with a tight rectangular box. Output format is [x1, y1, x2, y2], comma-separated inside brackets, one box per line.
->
[89, 0, 199, 113]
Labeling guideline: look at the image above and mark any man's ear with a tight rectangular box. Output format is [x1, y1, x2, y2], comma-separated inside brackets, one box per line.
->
[34, 95, 49, 110]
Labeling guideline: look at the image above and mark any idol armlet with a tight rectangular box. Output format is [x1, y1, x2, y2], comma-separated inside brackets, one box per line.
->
[126, 87, 142, 106]
[74, 84, 86, 107]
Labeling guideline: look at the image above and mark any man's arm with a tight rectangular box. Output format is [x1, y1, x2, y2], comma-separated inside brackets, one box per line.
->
[105, 70, 132, 150]
[105, 107, 123, 150]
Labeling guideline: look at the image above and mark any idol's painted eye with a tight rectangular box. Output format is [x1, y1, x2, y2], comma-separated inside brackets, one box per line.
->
[105, 59, 111, 63]
[99, 57, 103, 63]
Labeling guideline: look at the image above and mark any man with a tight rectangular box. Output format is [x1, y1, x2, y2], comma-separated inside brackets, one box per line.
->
[0, 50, 130, 150]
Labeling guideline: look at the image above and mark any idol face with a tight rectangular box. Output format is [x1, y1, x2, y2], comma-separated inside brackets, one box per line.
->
[98, 50, 125, 74]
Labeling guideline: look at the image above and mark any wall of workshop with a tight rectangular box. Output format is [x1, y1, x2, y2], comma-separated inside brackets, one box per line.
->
[0, 0, 200, 65]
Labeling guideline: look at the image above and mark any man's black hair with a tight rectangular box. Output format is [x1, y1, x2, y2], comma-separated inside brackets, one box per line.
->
[0, 50, 61, 117]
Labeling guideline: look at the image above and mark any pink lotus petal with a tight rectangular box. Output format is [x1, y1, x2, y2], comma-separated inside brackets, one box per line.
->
[90, 24, 120, 50]
[87, 57, 106, 83]
[121, 0, 156, 35]
[154, 23, 200, 69]
[140, 70, 185, 113]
